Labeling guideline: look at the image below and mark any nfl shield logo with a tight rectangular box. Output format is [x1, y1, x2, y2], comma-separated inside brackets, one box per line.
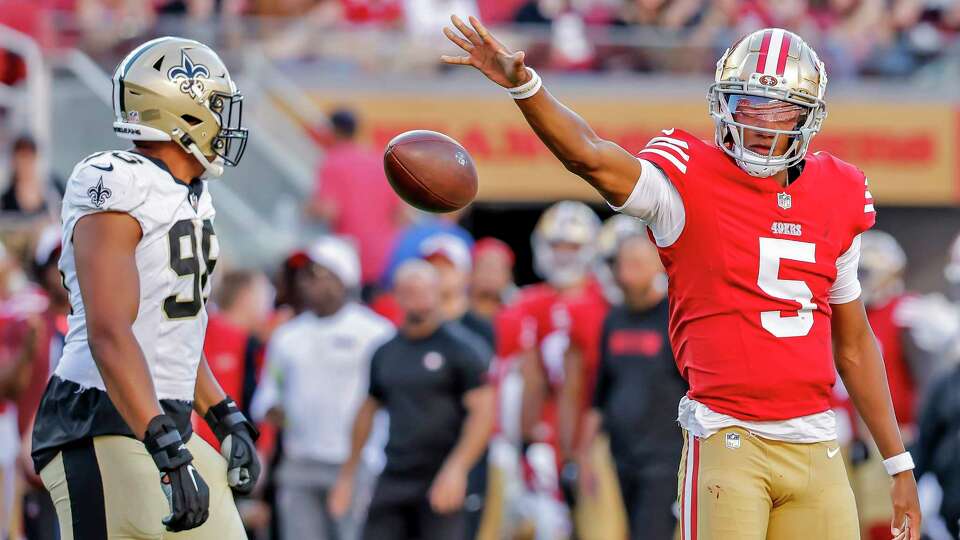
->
[725, 432, 741, 450]
[777, 192, 792, 210]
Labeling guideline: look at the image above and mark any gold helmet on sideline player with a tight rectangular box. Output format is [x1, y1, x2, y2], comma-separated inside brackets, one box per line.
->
[594, 214, 648, 304]
[111, 37, 248, 178]
[709, 28, 827, 178]
[532, 201, 600, 288]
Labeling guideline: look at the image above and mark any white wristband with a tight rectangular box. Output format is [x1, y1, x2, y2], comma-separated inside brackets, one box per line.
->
[882, 451, 915, 476]
[507, 68, 542, 100]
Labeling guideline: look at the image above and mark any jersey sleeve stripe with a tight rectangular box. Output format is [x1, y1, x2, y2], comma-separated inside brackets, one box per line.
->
[865, 191, 873, 199]
[647, 141, 690, 161]
[638, 148, 688, 174]
[648, 136, 689, 149]
[864, 203, 875, 212]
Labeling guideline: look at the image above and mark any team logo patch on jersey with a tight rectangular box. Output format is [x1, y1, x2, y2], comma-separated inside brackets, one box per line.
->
[423, 351, 444, 371]
[168, 51, 210, 100]
[777, 192, 792, 210]
[87, 177, 112, 208]
[725, 432, 742, 450]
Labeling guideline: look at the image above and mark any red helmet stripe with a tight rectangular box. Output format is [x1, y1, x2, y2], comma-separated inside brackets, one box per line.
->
[755, 30, 773, 74]
[776, 33, 792, 75]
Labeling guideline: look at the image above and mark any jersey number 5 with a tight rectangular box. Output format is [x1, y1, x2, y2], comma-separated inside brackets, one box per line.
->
[164, 218, 217, 319]
[757, 237, 817, 338]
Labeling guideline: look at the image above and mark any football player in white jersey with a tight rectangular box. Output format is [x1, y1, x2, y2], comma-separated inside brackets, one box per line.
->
[30, 37, 260, 538]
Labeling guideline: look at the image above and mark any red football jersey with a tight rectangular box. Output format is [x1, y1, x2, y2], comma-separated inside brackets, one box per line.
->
[638, 129, 874, 421]
[192, 314, 258, 448]
[866, 294, 916, 427]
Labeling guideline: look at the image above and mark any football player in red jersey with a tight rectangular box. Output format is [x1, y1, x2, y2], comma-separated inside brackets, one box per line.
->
[443, 19, 921, 540]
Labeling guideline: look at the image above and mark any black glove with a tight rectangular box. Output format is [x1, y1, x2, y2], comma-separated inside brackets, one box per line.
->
[204, 397, 261, 495]
[559, 459, 579, 509]
[143, 414, 210, 532]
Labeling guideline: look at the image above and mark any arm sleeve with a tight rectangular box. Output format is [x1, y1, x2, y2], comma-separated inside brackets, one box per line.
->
[829, 234, 862, 305]
[606, 159, 686, 247]
[249, 338, 283, 422]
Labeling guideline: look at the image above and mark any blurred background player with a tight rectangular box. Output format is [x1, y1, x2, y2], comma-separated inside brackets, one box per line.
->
[15, 226, 65, 540]
[577, 221, 685, 540]
[252, 236, 394, 540]
[509, 201, 606, 538]
[848, 230, 924, 540]
[330, 259, 494, 540]
[469, 238, 517, 323]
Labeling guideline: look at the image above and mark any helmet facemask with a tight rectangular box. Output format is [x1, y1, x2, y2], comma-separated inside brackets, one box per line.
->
[709, 78, 825, 177]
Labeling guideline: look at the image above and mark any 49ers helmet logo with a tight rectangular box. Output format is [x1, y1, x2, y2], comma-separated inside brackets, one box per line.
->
[758, 75, 778, 87]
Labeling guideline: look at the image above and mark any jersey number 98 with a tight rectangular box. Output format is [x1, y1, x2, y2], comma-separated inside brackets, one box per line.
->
[164, 218, 217, 319]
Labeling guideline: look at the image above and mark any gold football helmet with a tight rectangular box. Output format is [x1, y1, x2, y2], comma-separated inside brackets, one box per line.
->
[532, 201, 600, 288]
[111, 37, 248, 177]
[858, 230, 906, 307]
[709, 28, 827, 177]
[594, 215, 647, 304]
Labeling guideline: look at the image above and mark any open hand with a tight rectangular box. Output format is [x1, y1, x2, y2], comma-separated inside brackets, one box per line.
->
[441, 15, 530, 89]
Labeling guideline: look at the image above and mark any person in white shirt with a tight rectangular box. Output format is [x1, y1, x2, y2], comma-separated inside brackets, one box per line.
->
[251, 236, 394, 540]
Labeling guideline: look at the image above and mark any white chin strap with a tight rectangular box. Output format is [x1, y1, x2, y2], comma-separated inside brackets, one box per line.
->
[735, 147, 789, 177]
[186, 143, 224, 178]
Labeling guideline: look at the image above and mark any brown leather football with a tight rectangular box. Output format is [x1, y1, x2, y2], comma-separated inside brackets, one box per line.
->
[383, 130, 478, 213]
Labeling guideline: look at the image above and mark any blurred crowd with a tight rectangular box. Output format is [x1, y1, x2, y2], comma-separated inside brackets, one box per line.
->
[0, 0, 957, 77]
[1, 106, 960, 540]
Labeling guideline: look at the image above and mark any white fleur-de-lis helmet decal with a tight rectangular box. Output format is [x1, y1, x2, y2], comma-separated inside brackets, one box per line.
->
[167, 51, 210, 101]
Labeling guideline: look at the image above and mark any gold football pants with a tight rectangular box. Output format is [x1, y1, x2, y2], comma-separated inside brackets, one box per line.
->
[677, 427, 860, 540]
[40, 434, 245, 539]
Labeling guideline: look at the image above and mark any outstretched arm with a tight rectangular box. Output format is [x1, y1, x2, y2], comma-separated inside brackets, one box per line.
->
[441, 16, 641, 206]
[832, 299, 921, 540]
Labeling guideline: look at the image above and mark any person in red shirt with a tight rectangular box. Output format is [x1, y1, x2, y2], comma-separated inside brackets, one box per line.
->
[305, 108, 407, 291]
[444, 20, 920, 539]
[192, 269, 271, 450]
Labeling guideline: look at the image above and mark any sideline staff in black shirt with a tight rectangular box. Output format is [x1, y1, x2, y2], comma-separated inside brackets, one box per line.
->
[330, 259, 495, 540]
[579, 234, 686, 540]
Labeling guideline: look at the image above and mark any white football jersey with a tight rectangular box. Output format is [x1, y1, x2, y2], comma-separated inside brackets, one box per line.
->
[55, 150, 218, 402]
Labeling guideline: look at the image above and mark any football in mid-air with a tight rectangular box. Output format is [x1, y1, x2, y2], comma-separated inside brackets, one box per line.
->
[383, 130, 478, 213]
